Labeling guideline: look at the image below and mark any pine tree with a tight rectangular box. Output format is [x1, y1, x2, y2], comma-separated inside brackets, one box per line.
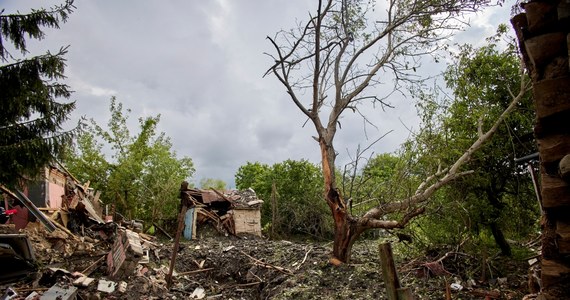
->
[0, 1, 76, 186]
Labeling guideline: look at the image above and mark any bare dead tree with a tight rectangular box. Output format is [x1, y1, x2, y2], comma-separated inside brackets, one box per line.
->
[265, 0, 528, 263]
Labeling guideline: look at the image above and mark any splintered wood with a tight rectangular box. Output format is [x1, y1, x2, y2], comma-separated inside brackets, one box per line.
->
[239, 250, 293, 275]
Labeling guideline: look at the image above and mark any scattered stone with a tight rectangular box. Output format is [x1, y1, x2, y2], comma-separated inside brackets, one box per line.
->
[190, 287, 205, 299]
[450, 283, 463, 291]
[107, 229, 143, 279]
[223, 245, 235, 252]
[1, 288, 18, 300]
[73, 276, 95, 287]
[96, 280, 116, 293]
[117, 281, 128, 293]
[40, 283, 78, 300]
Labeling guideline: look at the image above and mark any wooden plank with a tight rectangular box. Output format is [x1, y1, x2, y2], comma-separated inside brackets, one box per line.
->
[533, 77, 570, 119]
[80, 196, 104, 223]
[93, 190, 101, 203]
[184, 207, 195, 240]
[192, 208, 197, 239]
[90, 190, 103, 217]
[232, 209, 261, 236]
[541, 174, 570, 208]
[537, 134, 570, 163]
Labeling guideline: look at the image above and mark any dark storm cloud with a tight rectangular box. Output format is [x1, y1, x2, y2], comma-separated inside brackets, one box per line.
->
[2, 1, 509, 187]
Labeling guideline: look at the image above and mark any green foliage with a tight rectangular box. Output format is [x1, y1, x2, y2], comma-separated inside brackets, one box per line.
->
[408, 29, 538, 256]
[342, 152, 415, 216]
[199, 178, 227, 190]
[236, 160, 332, 238]
[65, 97, 195, 222]
[0, 1, 76, 186]
[235, 161, 272, 199]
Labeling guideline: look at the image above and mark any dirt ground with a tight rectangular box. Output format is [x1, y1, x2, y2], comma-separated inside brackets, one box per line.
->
[3, 225, 531, 300]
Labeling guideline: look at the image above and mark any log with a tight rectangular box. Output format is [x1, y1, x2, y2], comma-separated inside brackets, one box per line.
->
[541, 174, 570, 208]
[533, 77, 570, 119]
[557, 220, 570, 254]
[522, 0, 557, 34]
[525, 33, 566, 69]
[541, 259, 570, 288]
[537, 134, 570, 163]
[534, 112, 570, 138]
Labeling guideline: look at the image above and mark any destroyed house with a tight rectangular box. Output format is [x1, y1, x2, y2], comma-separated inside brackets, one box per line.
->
[25, 164, 73, 210]
[182, 188, 263, 238]
[26, 165, 102, 215]
[2, 164, 105, 233]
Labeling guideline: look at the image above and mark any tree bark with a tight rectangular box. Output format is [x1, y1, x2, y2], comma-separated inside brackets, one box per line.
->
[486, 185, 511, 256]
[320, 136, 365, 262]
[490, 222, 511, 257]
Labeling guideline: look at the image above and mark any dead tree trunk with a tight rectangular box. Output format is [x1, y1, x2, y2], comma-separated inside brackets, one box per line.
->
[512, 2, 570, 298]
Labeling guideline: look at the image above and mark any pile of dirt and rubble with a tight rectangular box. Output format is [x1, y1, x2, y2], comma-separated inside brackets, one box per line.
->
[1, 222, 531, 299]
[0, 169, 532, 299]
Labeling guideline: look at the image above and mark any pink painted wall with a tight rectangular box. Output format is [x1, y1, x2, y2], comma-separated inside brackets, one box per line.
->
[48, 168, 66, 209]
[48, 182, 64, 209]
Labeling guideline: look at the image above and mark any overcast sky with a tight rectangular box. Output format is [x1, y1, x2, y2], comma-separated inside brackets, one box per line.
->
[2, 1, 512, 188]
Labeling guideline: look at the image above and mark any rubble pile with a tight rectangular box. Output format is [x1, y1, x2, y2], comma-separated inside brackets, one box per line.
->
[0, 171, 269, 299]
[0, 171, 532, 299]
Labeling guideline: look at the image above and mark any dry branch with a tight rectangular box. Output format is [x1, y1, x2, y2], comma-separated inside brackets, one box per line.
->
[176, 268, 214, 276]
[361, 72, 531, 227]
[239, 250, 293, 275]
[295, 246, 313, 270]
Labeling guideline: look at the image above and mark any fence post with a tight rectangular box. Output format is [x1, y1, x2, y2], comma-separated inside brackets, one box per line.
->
[379, 242, 414, 300]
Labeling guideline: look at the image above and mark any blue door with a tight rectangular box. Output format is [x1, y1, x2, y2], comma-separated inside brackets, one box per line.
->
[184, 207, 195, 240]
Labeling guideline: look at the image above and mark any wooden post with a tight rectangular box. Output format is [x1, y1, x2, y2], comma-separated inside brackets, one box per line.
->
[271, 181, 277, 238]
[379, 243, 399, 300]
[166, 181, 191, 289]
[379, 243, 414, 300]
